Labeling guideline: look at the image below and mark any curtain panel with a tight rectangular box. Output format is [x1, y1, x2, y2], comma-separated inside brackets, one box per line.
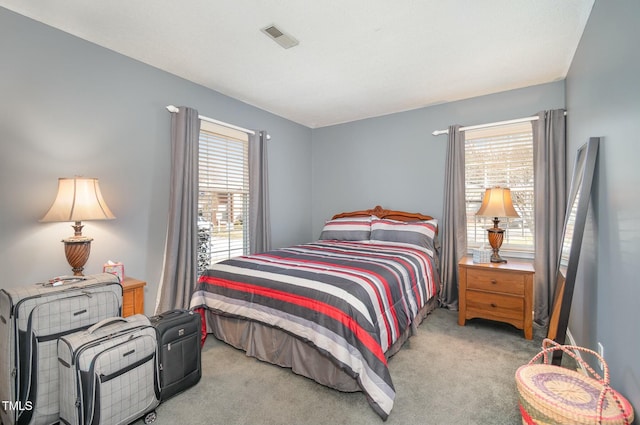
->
[248, 130, 271, 254]
[439, 125, 466, 309]
[532, 109, 566, 326]
[155, 106, 201, 313]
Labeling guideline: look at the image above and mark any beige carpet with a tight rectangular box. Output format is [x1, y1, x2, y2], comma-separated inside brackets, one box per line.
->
[133, 308, 547, 425]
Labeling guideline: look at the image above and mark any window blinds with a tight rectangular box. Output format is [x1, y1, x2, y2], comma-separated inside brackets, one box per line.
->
[198, 122, 249, 270]
[465, 122, 534, 254]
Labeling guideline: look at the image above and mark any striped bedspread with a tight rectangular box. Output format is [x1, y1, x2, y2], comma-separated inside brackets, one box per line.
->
[189, 240, 439, 420]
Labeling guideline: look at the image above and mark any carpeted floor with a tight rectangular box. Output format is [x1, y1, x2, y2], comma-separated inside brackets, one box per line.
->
[133, 308, 548, 425]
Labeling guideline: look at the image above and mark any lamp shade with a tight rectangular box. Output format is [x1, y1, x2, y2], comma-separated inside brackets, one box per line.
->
[476, 187, 519, 218]
[41, 177, 115, 222]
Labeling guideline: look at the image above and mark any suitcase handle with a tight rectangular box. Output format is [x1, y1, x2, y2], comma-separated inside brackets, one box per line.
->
[43, 275, 88, 286]
[87, 316, 128, 334]
[155, 309, 188, 319]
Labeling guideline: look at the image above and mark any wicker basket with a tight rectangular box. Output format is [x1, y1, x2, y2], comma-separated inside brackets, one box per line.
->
[515, 338, 634, 425]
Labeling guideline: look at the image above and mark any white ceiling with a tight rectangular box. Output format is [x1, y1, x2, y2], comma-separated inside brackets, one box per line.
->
[1, 0, 594, 128]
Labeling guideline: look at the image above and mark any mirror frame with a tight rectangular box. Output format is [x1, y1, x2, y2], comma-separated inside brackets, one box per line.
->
[547, 137, 599, 364]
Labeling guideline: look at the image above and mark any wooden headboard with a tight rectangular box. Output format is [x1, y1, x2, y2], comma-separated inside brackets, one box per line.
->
[331, 205, 433, 222]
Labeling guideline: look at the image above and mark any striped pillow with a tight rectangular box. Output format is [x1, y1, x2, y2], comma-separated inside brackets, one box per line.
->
[319, 216, 372, 241]
[370, 218, 438, 250]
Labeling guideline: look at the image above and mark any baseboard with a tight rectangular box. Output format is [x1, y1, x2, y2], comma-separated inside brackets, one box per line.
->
[565, 327, 589, 375]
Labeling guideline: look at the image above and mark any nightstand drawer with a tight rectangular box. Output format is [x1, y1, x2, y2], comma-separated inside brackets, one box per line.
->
[466, 268, 525, 296]
[122, 295, 136, 317]
[466, 291, 524, 323]
[120, 277, 146, 317]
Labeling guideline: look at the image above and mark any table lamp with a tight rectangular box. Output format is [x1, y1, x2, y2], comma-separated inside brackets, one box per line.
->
[475, 187, 519, 263]
[40, 177, 115, 275]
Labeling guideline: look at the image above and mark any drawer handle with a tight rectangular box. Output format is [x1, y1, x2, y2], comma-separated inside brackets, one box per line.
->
[491, 279, 497, 284]
[490, 303, 497, 308]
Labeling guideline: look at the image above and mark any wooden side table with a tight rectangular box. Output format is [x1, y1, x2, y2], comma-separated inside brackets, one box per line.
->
[458, 256, 534, 339]
[121, 276, 146, 317]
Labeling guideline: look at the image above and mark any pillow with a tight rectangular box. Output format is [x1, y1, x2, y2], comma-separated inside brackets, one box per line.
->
[370, 218, 438, 250]
[319, 216, 372, 241]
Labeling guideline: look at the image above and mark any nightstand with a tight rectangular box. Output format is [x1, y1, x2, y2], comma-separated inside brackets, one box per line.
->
[458, 256, 534, 339]
[121, 277, 146, 317]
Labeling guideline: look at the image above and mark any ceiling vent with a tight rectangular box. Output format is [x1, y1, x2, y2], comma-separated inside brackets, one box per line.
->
[261, 24, 299, 49]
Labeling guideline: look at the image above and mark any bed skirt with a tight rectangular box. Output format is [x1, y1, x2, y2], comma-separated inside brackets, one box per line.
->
[203, 296, 438, 393]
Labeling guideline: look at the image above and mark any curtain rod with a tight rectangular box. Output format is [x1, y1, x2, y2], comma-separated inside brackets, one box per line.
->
[431, 111, 567, 136]
[166, 105, 271, 139]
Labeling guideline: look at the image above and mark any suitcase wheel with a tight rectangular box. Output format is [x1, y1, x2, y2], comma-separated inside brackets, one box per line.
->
[143, 410, 157, 424]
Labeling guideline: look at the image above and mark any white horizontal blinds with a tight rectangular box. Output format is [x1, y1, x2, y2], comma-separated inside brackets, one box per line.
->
[198, 121, 249, 272]
[464, 121, 535, 255]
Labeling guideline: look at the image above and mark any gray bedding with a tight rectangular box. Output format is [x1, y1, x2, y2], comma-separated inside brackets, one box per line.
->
[203, 296, 437, 392]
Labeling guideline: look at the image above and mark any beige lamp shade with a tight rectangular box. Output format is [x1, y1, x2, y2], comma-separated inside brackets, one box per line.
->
[476, 187, 519, 218]
[41, 177, 115, 223]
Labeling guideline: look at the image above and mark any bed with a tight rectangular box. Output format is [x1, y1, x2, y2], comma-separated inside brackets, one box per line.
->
[189, 206, 441, 420]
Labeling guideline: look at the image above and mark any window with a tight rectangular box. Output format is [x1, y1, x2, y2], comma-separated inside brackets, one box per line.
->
[464, 122, 534, 256]
[198, 121, 249, 274]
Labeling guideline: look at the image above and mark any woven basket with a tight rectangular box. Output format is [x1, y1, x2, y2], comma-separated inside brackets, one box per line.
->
[515, 339, 634, 425]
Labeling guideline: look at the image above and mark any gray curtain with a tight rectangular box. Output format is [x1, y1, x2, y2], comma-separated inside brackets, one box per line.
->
[439, 125, 466, 309]
[248, 130, 271, 254]
[155, 106, 201, 313]
[532, 109, 566, 326]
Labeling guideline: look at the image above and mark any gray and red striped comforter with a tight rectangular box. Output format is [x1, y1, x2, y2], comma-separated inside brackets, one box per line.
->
[189, 240, 439, 420]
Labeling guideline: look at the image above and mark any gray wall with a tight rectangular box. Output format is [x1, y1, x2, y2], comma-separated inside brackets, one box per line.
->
[564, 0, 640, 412]
[0, 8, 312, 314]
[311, 82, 565, 238]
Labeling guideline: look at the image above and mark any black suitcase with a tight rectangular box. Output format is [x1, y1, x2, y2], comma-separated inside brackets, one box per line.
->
[149, 309, 201, 401]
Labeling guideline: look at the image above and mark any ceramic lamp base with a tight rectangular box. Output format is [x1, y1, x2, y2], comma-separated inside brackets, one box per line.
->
[486, 228, 507, 263]
[62, 236, 93, 276]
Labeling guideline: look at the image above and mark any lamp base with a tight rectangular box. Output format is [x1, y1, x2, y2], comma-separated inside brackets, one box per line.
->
[486, 227, 507, 264]
[62, 236, 93, 276]
[490, 252, 507, 263]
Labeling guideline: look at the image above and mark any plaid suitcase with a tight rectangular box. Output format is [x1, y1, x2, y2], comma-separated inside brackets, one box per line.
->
[58, 315, 159, 425]
[0, 273, 122, 425]
[149, 309, 201, 401]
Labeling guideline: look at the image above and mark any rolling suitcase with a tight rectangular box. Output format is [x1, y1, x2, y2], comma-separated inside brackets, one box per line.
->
[57, 315, 159, 425]
[0, 273, 122, 425]
[149, 309, 201, 401]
